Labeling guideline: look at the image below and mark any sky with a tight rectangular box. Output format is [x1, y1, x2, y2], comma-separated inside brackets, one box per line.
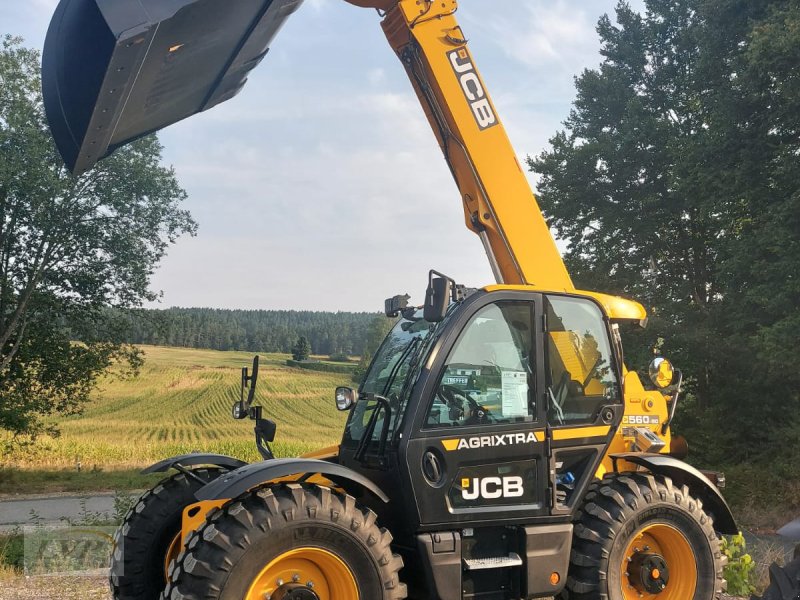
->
[2, 0, 645, 312]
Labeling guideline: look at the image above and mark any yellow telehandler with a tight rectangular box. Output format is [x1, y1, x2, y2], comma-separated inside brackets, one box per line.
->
[42, 1, 736, 599]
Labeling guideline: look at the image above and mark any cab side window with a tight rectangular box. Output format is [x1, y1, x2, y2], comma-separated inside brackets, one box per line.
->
[426, 302, 535, 428]
[545, 296, 619, 426]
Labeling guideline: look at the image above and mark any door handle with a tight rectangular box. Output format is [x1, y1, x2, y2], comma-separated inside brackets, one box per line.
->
[422, 450, 445, 486]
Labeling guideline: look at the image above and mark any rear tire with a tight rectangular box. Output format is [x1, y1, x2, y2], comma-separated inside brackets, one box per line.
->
[562, 473, 726, 600]
[160, 483, 407, 600]
[109, 468, 223, 600]
[752, 557, 800, 600]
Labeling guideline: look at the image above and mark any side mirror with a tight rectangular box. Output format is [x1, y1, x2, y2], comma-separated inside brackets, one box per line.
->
[232, 355, 259, 420]
[424, 277, 451, 323]
[648, 357, 675, 389]
[335, 387, 357, 411]
[232, 402, 248, 420]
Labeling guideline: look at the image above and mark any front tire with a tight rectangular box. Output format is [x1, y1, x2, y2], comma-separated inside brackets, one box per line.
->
[161, 483, 407, 600]
[563, 473, 726, 600]
[110, 468, 223, 600]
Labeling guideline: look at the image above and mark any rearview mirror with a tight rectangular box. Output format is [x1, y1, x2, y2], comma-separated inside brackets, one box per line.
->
[335, 387, 357, 411]
[648, 357, 674, 389]
[424, 277, 451, 323]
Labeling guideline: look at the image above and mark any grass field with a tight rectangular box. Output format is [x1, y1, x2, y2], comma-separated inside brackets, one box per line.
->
[2, 346, 350, 473]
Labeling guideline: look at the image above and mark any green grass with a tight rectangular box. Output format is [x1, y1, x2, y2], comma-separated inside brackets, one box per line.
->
[2, 346, 349, 474]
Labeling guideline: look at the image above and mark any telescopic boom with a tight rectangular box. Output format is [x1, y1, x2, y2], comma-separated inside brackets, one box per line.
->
[42, 0, 574, 290]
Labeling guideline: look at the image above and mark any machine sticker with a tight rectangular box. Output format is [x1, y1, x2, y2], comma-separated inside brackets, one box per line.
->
[622, 415, 660, 425]
[449, 460, 539, 509]
[461, 476, 524, 500]
[441, 431, 539, 451]
[448, 48, 498, 130]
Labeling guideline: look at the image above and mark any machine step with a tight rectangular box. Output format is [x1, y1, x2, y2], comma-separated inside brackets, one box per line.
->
[463, 553, 523, 571]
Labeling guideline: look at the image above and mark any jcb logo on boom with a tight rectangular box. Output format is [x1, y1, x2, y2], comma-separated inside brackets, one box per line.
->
[461, 476, 524, 500]
[448, 48, 498, 130]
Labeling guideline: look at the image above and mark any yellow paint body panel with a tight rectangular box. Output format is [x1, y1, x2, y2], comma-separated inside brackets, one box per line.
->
[300, 444, 340, 461]
[181, 499, 227, 545]
[598, 370, 672, 475]
[552, 426, 611, 441]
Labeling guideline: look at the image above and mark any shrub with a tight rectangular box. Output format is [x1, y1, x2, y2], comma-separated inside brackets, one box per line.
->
[722, 532, 757, 596]
[0, 530, 24, 572]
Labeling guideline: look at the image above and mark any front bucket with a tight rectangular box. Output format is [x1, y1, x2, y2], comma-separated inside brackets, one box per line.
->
[42, 0, 303, 175]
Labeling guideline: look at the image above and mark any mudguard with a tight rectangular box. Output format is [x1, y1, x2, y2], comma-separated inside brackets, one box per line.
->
[611, 452, 738, 535]
[42, 0, 303, 174]
[194, 458, 390, 503]
[142, 453, 248, 474]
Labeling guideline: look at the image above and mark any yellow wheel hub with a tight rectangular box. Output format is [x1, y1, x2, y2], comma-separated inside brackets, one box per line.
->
[620, 523, 697, 600]
[245, 547, 358, 600]
[163, 532, 183, 582]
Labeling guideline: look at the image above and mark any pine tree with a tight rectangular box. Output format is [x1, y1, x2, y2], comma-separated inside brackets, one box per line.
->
[291, 336, 311, 362]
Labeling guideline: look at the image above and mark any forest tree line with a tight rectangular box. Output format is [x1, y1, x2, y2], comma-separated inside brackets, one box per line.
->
[530, 0, 799, 509]
[120, 307, 381, 356]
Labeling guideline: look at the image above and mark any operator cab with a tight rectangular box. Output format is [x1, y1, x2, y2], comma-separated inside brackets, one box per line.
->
[337, 274, 621, 524]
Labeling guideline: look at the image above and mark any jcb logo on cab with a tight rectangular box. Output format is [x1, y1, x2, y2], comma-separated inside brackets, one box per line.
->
[461, 476, 524, 500]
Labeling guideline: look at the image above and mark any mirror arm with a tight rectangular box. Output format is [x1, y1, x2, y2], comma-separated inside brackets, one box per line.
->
[661, 369, 683, 435]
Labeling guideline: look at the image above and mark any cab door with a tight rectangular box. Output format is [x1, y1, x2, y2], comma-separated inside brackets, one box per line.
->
[401, 293, 549, 528]
[543, 294, 624, 514]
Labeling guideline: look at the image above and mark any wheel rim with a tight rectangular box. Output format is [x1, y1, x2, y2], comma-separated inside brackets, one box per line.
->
[245, 547, 358, 600]
[620, 523, 697, 600]
[163, 532, 182, 582]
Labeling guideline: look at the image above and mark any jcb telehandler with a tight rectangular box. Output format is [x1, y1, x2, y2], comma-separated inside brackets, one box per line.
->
[42, 0, 737, 598]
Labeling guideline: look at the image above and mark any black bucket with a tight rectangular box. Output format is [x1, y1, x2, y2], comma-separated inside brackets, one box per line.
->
[42, 0, 303, 174]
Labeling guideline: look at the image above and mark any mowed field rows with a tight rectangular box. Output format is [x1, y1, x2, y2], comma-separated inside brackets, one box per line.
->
[3, 346, 351, 469]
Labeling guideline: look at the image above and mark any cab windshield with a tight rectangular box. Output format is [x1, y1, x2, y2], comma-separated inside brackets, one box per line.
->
[344, 310, 447, 447]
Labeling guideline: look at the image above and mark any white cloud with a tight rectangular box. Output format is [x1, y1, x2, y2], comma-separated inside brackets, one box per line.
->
[305, 0, 330, 13]
[472, 1, 599, 71]
[367, 67, 386, 85]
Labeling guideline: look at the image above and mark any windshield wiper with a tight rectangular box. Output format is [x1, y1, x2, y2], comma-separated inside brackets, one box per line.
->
[381, 336, 421, 397]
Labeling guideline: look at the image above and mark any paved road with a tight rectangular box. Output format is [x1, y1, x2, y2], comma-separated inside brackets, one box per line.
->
[0, 492, 135, 532]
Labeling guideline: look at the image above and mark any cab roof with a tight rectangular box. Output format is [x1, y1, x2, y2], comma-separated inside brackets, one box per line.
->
[483, 285, 648, 325]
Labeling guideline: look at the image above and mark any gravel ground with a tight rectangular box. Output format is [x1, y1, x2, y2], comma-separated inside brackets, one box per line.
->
[0, 575, 110, 599]
[0, 575, 747, 600]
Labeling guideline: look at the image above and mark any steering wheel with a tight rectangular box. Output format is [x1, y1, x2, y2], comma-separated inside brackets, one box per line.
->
[438, 384, 490, 424]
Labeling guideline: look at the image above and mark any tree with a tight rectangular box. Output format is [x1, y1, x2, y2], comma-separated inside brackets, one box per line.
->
[529, 1, 799, 465]
[0, 36, 196, 441]
[352, 315, 396, 384]
[291, 336, 311, 361]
